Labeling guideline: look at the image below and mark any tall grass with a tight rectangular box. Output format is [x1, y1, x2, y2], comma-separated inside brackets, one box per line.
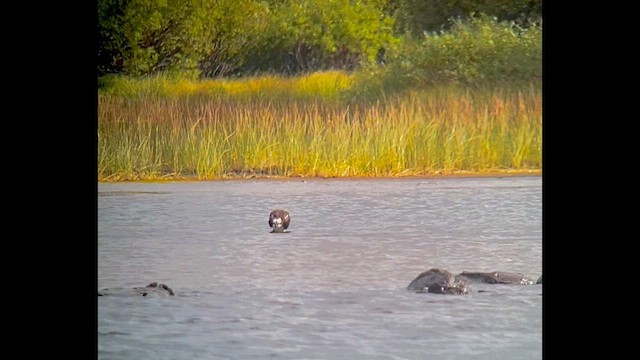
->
[98, 77, 541, 181]
[98, 70, 353, 101]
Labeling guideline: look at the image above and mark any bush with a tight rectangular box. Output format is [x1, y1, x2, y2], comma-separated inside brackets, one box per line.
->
[350, 15, 541, 98]
[240, 0, 396, 75]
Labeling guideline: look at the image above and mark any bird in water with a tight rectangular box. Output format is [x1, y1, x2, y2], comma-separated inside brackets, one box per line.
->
[269, 209, 290, 233]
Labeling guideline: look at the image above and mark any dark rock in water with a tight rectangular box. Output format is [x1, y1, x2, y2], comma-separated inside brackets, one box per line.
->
[407, 268, 470, 295]
[536, 275, 542, 284]
[97, 282, 175, 297]
[269, 209, 290, 233]
[456, 271, 535, 285]
[143, 282, 175, 296]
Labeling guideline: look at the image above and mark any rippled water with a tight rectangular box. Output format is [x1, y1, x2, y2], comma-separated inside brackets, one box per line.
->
[98, 176, 542, 360]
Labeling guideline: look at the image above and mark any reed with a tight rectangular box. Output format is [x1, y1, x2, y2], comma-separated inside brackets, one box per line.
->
[98, 76, 541, 181]
[98, 71, 353, 101]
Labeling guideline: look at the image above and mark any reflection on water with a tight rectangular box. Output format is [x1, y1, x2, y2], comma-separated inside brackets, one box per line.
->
[98, 176, 542, 360]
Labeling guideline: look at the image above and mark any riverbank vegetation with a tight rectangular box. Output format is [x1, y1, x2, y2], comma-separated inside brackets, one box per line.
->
[97, 0, 542, 181]
[98, 78, 541, 181]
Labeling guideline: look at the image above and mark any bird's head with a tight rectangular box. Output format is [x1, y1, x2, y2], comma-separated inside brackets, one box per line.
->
[271, 217, 285, 232]
[269, 209, 290, 233]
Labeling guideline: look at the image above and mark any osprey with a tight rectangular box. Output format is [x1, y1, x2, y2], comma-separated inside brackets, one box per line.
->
[269, 209, 290, 233]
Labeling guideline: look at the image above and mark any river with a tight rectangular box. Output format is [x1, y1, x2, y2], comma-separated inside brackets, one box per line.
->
[98, 176, 542, 360]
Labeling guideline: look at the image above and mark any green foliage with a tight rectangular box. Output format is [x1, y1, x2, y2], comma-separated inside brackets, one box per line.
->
[97, 0, 541, 85]
[350, 15, 541, 98]
[98, 0, 129, 75]
[118, 0, 197, 76]
[97, 0, 271, 78]
[231, 0, 397, 74]
[389, 0, 542, 35]
[193, 0, 271, 77]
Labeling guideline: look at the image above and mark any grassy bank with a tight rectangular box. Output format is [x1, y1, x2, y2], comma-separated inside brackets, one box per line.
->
[98, 73, 541, 181]
[98, 71, 353, 101]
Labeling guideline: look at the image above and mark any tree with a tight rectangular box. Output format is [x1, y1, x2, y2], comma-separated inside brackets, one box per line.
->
[98, 0, 398, 78]
[243, 0, 396, 75]
[97, 0, 130, 75]
[195, 0, 270, 77]
[97, 0, 271, 78]
[389, 0, 542, 36]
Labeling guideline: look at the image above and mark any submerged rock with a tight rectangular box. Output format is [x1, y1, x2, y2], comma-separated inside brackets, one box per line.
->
[407, 268, 470, 295]
[456, 271, 536, 285]
[98, 282, 175, 297]
[407, 268, 541, 295]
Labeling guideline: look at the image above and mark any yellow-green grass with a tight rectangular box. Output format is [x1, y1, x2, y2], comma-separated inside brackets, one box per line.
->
[98, 70, 353, 101]
[98, 77, 541, 181]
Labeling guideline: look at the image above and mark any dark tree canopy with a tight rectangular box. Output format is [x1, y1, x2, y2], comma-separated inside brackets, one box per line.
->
[97, 0, 542, 78]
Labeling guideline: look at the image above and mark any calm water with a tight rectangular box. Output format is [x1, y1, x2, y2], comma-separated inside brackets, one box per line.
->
[98, 176, 542, 360]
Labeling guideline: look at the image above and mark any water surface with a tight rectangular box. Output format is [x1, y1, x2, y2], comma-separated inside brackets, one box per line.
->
[98, 176, 542, 360]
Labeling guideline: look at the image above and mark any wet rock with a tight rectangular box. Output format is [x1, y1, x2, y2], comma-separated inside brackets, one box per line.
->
[98, 282, 174, 297]
[407, 268, 470, 295]
[457, 271, 535, 285]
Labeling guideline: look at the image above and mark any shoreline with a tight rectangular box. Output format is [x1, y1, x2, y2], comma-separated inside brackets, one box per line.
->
[98, 169, 542, 183]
